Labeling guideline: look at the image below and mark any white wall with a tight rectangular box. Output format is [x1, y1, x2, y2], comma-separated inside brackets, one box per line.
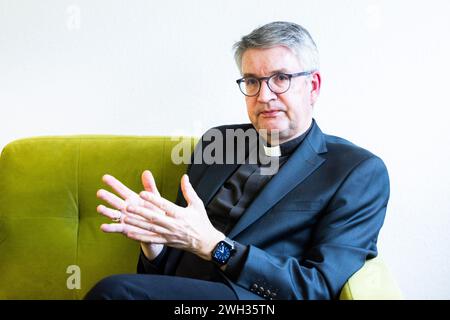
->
[1, 0, 449, 299]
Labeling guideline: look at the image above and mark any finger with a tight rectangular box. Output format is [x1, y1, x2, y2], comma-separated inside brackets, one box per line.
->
[97, 189, 126, 210]
[142, 199, 165, 214]
[142, 170, 161, 196]
[96, 205, 122, 220]
[124, 216, 170, 235]
[180, 174, 202, 207]
[97, 187, 146, 212]
[126, 232, 167, 244]
[100, 222, 158, 237]
[139, 191, 180, 218]
[126, 204, 175, 230]
[97, 204, 146, 222]
[102, 174, 137, 200]
[98, 187, 162, 219]
[141, 171, 164, 213]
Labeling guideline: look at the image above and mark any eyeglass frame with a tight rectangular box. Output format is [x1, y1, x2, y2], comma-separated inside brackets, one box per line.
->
[235, 70, 316, 97]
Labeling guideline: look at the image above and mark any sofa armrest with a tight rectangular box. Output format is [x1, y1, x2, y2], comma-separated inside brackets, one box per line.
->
[339, 256, 403, 300]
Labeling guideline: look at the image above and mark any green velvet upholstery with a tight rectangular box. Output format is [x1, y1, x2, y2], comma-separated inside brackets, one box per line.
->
[0, 135, 402, 300]
[339, 256, 403, 299]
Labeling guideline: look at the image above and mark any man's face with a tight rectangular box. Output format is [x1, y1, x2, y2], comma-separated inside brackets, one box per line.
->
[240, 46, 320, 144]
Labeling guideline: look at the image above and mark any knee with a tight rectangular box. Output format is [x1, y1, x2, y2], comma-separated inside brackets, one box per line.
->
[84, 274, 131, 300]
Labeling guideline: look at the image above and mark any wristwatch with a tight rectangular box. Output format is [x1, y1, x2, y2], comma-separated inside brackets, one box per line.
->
[211, 237, 236, 266]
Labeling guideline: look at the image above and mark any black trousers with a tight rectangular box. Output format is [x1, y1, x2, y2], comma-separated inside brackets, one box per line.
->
[84, 274, 238, 300]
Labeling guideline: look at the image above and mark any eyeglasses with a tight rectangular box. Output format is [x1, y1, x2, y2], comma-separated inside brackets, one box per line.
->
[236, 71, 315, 97]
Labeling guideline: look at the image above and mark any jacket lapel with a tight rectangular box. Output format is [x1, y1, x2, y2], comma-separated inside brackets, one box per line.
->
[228, 121, 327, 239]
[195, 163, 239, 206]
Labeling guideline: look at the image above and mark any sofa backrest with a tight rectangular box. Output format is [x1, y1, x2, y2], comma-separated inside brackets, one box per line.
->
[0, 135, 196, 299]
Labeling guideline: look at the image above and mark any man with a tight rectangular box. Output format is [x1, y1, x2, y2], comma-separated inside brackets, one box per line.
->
[86, 21, 389, 300]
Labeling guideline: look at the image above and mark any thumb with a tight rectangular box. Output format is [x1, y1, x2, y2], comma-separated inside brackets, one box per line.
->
[141, 170, 160, 196]
[181, 174, 201, 207]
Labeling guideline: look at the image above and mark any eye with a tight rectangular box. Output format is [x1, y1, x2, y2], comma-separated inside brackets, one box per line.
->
[245, 78, 259, 86]
[275, 73, 289, 81]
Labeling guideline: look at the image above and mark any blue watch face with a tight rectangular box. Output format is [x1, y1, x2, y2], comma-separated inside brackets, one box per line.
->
[213, 242, 232, 264]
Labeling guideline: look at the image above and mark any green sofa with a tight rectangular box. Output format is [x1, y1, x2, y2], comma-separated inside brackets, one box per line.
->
[0, 135, 402, 300]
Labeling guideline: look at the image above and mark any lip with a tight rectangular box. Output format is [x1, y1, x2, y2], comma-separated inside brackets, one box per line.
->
[260, 110, 282, 118]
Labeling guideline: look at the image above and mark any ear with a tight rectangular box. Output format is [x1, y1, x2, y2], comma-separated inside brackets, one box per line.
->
[310, 71, 321, 106]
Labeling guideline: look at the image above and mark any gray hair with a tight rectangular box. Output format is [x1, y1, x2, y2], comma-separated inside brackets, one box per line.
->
[233, 21, 319, 73]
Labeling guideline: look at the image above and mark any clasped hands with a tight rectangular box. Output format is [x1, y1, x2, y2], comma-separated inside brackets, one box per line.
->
[96, 170, 225, 261]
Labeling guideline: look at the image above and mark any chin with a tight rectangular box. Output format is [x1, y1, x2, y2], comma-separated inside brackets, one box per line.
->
[257, 121, 289, 134]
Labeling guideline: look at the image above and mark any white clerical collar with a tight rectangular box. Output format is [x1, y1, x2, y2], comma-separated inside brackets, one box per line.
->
[263, 145, 281, 157]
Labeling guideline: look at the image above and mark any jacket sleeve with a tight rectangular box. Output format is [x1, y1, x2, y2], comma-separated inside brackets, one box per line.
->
[230, 155, 390, 299]
[137, 246, 170, 274]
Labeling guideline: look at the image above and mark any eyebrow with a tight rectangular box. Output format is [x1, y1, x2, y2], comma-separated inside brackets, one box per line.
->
[242, 69, 290, 78]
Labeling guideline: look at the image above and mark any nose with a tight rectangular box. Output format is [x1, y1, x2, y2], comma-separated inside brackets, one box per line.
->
[257, 80, 277, 103]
